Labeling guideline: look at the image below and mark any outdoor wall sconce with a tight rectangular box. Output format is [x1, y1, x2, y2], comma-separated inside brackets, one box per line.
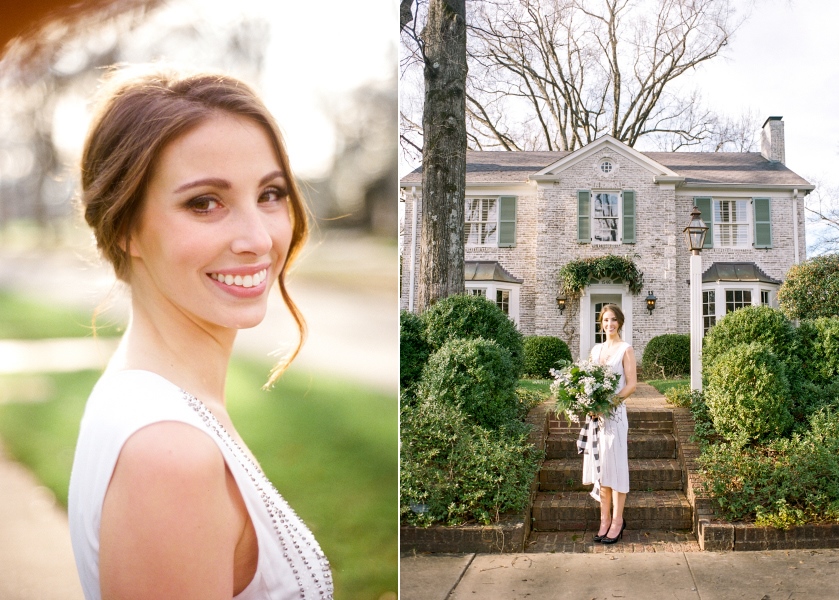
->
[645, 291, 658, 315]
[556, 296, 567, 315]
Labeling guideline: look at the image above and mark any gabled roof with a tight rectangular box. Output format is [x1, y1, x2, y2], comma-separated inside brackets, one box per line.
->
[400, 140, 813, 189]
[464, 261, 523, 284]
[702, 262, 781, 285]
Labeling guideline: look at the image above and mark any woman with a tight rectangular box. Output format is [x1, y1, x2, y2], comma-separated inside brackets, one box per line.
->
[68, 68, 333, 599]
[583, 304, 636, 544]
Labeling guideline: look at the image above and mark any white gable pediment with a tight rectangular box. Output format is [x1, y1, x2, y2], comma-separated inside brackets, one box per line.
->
[530, 135, 679, 181]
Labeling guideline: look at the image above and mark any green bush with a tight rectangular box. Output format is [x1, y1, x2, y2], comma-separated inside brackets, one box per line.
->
[797, 317, 839, 387]
[664, 384, 702, 408]
[702, 305, 798, 371]
[705, 343, 793, 446]
[522, 336, 571, 378]
[643, 334, 690, 378]
[400, 310, 431, 403]
[417, 337, 518, 430]
[400, 399, 540, 526]
[778, 254, 839, 320]
[698, 408, 839, 525]
[514, 386, 549, 420]
[422, 294, 524, 376]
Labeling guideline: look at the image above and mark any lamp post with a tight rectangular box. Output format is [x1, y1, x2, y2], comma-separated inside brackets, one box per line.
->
[684, 206, 709, 392]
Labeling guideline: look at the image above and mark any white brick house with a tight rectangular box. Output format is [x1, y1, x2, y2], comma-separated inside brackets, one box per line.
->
[400, 117, 814, 363]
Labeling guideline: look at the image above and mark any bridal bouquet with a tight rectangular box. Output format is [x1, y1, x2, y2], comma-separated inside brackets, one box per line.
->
[550, 359, 619, 422]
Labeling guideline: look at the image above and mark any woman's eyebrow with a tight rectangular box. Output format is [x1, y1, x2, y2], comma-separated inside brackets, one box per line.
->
[173, 177, 231, 193]
[259, 170, 285, 186]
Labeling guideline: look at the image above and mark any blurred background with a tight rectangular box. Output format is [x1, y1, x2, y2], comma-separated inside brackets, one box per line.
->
[0, 0, 398, 598]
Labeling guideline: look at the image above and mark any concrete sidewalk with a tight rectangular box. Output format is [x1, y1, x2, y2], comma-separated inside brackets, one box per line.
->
[401, 549, 839, 600]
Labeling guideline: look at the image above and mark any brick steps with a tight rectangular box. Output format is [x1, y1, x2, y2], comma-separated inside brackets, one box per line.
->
[532, 490, 693, 531]
[546, 431, 677, 459]
[539, 458, 683, 491]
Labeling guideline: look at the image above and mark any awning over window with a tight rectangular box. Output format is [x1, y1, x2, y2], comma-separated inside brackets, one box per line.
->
[702, 262, 781, 285]
[464, 261, 523, 284]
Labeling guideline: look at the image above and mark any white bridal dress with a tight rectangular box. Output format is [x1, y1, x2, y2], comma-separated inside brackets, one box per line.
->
[581, 342, 631, 500]
[69, 369, 333, 600]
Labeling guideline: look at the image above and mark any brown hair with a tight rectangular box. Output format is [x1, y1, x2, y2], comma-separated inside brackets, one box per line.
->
[80, 66, 307, 385]
[599, 304, 625, 332]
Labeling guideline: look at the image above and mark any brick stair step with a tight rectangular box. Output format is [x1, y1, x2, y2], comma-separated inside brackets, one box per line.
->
[532, 490, 692, 531]
[546, 432, 677, 459]
[550, 409, 673, 433]
[539, 458, 683, 492]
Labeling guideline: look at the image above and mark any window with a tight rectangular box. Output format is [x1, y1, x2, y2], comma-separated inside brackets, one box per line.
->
[725, 289, 752, 313]
[592, 192, 620, 243]
[761, 290, 770, 306]
[464, 198, 497, 245]
[468, 288, 486, 297]
[600, 160, 613, 174]
[695, 197, 772, 249]
[463, 196, 517, 247]
[703, 291, 716, 334]
[715, 200, 749, 247]
[579, 190, 635, 244]
[496, 289, 510, 315]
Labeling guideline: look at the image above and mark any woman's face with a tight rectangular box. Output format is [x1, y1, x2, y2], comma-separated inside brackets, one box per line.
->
[128, 113, 292, 332]
[601, 309, 621, 337]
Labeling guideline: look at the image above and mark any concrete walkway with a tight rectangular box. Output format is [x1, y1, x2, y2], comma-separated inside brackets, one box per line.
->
[400, 548, 839, 599]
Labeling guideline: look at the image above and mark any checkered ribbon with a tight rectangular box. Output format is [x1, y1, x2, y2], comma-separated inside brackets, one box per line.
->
[577, 414, 602, 502]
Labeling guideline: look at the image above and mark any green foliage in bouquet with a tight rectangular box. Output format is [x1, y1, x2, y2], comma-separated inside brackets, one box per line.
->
[522, 335, 572, 378]
[550, 359, 619, 421]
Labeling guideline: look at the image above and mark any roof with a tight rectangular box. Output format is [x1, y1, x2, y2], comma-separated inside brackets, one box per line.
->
[702, 262, 781, 285]
[464, 261, 523, 284]
[400, 148, 812, 188]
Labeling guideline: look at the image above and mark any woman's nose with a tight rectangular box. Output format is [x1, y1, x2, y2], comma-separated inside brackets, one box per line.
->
[230, 206, 273, 256]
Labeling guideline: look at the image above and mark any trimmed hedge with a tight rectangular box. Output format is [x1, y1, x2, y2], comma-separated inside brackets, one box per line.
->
[702, 305, 799, 371]
[778, 254, 839, 320]
[422, 294, 524, 377]
[522, 336, 571, 378]
[705, 342, 793, 446]
[400, 399, 540, 526]
[417, 337, 518, 430]
[643, 333, 690, 378]
[400, 310, 431, 402]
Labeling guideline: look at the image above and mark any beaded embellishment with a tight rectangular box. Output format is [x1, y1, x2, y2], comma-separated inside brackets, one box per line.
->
[184, 392, 334, 599]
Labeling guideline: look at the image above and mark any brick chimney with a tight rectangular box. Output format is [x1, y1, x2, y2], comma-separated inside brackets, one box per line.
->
[760, 116, 785, 164]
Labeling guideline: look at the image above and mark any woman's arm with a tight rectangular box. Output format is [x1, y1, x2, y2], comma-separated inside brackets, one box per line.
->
[99, 422, 246, 600]
[619, 346, 637, 400]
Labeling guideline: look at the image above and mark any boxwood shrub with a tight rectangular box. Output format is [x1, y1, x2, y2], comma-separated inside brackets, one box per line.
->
[705, 342, 793, 446]
[778, 254, 839, 320]
[522, 335, 571, 378]
[702, 305, 799, 371]
[400, 310, 431, 403]
[643, 333, 690, 378]
[400, 399, 540, 526]
[417, 337, 518, 430]
[422, 294, 524, 376]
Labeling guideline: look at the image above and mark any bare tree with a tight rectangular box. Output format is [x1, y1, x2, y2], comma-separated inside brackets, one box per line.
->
[805, 179, 839, 255]
[402, 0, 468, 310]
[467, 0, 742, 151]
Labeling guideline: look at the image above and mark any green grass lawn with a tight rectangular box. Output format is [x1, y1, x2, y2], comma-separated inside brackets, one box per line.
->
[646, 378, 690, 394]
[518, 377, 552, 394]
[0, 291, 123, 339]
[0, 362, 397, 599]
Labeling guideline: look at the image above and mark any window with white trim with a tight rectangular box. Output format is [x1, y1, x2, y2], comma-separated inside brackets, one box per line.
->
[761, 290, 770, 306]
[592, 192, 620, 243]
[703, 291, 716, 334]
[468, 288, 487, 297]
[725, 289, 752, 313]
[464, 198, 497, 245]
[496, 289, 510, 315]
[714, 200, 749, 247]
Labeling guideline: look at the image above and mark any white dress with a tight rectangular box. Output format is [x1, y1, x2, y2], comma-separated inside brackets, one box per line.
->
[581, 342, 630, 498]
[68, 369, 333, 600]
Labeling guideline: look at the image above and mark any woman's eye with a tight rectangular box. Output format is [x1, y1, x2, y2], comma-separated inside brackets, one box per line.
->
[260, 186, 288, 204]
[186, 197, 219, 213]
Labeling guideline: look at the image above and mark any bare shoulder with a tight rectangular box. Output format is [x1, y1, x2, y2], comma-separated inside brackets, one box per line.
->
[100, 422, 243, 599]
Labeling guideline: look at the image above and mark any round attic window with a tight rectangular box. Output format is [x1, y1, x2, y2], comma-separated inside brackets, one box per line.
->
[600, 160, 613, 174]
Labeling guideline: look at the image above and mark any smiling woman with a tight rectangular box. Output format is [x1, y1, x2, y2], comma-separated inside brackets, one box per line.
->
[68, 67, 333, 600]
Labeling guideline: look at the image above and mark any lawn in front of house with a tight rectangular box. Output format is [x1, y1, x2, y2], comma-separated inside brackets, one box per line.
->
[0, 361, 397, 600]
[0, 291, 123, 339]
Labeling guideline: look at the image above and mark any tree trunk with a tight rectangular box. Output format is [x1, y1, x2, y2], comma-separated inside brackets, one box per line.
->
[417, 0, 467, 311]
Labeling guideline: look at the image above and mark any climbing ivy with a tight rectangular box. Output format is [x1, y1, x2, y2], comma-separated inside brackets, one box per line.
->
[557, 255, 644, 297]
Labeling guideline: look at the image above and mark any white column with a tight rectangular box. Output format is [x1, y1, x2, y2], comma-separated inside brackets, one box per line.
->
[690, 251, 703, 391]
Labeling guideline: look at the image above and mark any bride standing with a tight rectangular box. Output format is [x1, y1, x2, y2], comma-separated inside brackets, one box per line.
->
[583, 304, 636, 544]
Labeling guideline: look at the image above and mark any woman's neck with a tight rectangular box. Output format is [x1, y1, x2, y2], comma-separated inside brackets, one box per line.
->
[604, 333, 622, 346]
[110, 295, 235, 406]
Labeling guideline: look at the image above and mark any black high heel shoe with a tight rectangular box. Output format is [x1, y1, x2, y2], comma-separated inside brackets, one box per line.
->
[593, 520, 611, 543]
[600, 520, 627, 544]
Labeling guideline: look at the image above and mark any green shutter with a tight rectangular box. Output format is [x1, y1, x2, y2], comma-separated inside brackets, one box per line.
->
[577, 190, 591, 243]
[497, 196, 516, 247]
[694, 197, 713, 248]
[622, 190, 636, 244]
[753, 197, 772, 248]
